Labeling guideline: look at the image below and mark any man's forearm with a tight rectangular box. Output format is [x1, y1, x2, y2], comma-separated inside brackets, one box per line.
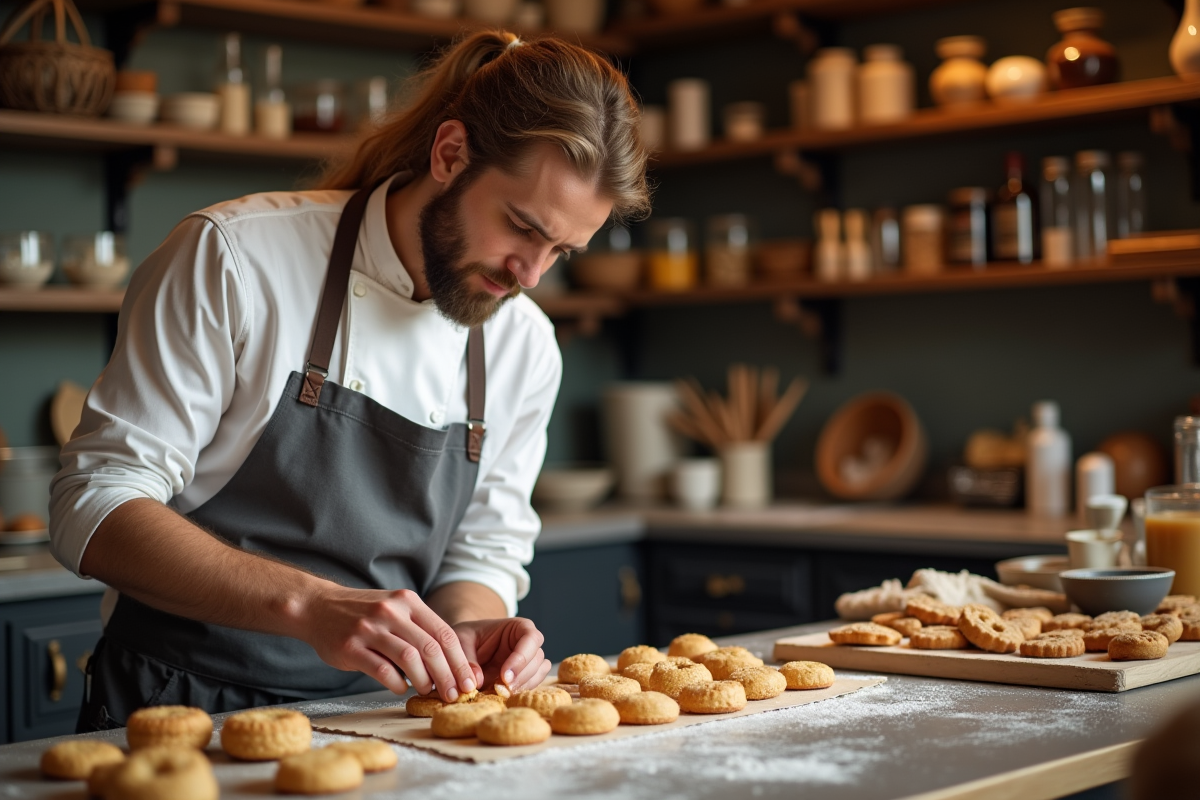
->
[427, 581, 508, 626]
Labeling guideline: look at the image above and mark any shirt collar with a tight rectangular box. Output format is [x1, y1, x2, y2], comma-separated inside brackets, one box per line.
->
[360, 172, 417, 299]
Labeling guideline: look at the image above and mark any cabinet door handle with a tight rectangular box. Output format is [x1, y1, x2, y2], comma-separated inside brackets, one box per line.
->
[705, 573, 746, 599]
[618, 566, 642, 612]
[48, 639, 67, 702]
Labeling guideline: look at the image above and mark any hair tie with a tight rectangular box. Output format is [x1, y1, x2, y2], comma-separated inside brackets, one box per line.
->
[507, 37, 522, 50]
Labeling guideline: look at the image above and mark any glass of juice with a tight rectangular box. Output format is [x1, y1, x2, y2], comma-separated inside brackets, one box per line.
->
[1145, 485, 1200, 596]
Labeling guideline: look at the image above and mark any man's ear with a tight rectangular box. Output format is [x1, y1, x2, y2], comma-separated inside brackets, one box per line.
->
[429, 120, 470, 186]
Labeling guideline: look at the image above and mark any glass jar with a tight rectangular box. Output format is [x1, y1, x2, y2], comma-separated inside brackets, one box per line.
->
[809, 47, 857, 130]
[647, 218, 698, 291]
[215, 32, 250, 136]
[255, 44, 291, 140]
[1047, 6, 1119, 90]
[0, 231, 54, 289]
[947, 187, 989, 267]
[62, 233, 129, 288]
[349, 76, 390, 131]
[293, 80, 345, 133]
[1176, 416, 1200, 485]
[871, 207, 900, 273]
[705, 214, 753, 286]
[722, 102, 765, 142]
[902, 204, 945, 275]
[857, 44, 914, 125]
[1040, 156, 1073, 268]
[1145, 485, 1200, 596]
[1116, 151, 1146, 239]
[1074, 149, 1111, 261]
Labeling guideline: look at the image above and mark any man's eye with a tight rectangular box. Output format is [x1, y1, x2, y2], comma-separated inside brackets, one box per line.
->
[508, 219, 532, 237]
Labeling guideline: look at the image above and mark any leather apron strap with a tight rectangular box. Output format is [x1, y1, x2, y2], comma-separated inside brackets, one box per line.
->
[298, 181, 487, 462]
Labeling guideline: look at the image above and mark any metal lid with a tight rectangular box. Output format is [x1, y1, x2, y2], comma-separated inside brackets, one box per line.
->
[863, 44, 903, 62]
[1053, 6, 1105, 33]
[935, 35, 985, 60]
[902, 204, 945, 227]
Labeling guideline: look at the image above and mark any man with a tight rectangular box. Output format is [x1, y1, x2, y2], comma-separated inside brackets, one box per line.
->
[49, 31, 651, 730]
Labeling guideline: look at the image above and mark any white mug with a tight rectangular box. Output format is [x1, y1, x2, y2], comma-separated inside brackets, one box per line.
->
[1066, 529, 1124, 569]
[672, 458, 721, 511]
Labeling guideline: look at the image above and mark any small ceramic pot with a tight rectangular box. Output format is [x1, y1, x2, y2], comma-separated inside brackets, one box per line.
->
[930, 36, 987, 107]
[985, 56, 1048, 103]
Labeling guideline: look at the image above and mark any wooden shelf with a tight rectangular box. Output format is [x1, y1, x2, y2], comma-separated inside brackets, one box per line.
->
[0, 286, 125, 313]
[79, 0, 630, 55]
[652, 76, 1200, 169]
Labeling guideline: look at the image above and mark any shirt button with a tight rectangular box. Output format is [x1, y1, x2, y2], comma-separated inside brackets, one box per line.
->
[430, 409, 445, 424]
[353, 282, 367, 298]
[349, 379, 364, 392]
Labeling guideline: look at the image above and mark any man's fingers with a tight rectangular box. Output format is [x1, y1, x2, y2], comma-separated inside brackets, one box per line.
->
[347, 647, 409, 695]
[385, 640, 433, 696]
[498, 621, 545, 685]
[510, 648, 547, 690]
[516, 658, 552, 691]
[406, 601, 478, 698]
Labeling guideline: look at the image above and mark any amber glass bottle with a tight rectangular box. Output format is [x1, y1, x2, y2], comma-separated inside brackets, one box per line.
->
[992, 152, 1037, 264]
[1046, 7, 1119, 89]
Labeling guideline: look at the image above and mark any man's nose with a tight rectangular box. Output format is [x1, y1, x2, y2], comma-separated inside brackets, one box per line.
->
[505, 253, 545, 289]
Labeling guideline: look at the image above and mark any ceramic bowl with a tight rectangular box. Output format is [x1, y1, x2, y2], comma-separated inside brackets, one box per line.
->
[1058, 567, 1175, 616]
[161, 92, 220, 130]
[995, 554, 1071, 592]
[0, 231, 54, 289]
[985, 56, 1048, 103]
[108, 91, 159, 125]
[62, 233, 130, 288]
[532, 465, 615, 512]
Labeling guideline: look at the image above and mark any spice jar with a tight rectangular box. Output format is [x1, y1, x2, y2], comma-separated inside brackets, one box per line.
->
[930, 36, 987, 107]
[215, 33, 250, 137]
[809, 48, 857, 130]
[255, 44, 291, 140]
[1047, 7, 1118, 90]
[1074, 150, 1111, 261]
[1115, 151, 1146, 239]
[947, 187, 989, 267]
[1040, 156, 1074, 268]
[647, 218, 698, 291]
[705, 214, 753, 286]
[857, 44, 914, 125]
[723, 102, 765, 142]
[902, 205, 945, 275]
[293, 80, 345, 133]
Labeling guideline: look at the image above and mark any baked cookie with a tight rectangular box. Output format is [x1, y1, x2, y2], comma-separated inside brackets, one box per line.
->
[1043, 613, 1093, 631]
[779, 661, 835, 690]
[909, 625, 969, 650]
[727, 665, 787, 700]
[1004, 615, 1042, 640]
[905, 595, 962, 626]
[1109, 631, 1170, 661]
[405, 694, 445, 718]
[220, 708, 311, 761]
[622, 662, 657, 691]
[550, 699, 621, 735]
[957, 604, 1023, 653]
[1083, 627, 1139, 652]
[1020, 632, 1086, 658]
[678, 680, 747, 714]
[648, 659, 713, 699]
[694, 646, 764, 680]
[871, 612, 922, 637]
[613, 691, 680, 725]
[275, 747, 364, 795]
[507, 686, 572, 718]
[828, 622, 902, 646]
[105, 746, 218, 800]
[430, 702, 501, 739]
[87, 761, 123, 798]
[557, 653, 610, 684]
[327, 739, 398, 773]
[126, 706, 213, 751]
[1085, 611, 1142, 631]
[667, 633, 719, 661]
[578, 674, 642, 702]
[476, 707, 553, 746]
[1140, 614, 1184, 644]
[617, 645, 667, 672]
[1181, 607, 1200, 641]
[40, 740, 124, 780]
[1156, 595, 1198, 615]
[1002, 607, 1054, 623]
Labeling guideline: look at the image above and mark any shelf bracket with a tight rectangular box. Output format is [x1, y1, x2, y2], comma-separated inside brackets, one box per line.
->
[772, 296, 842, 376]
[773, 149, 823, 193]
[770, 12, 819, 55]
[104, 145, 177, 234]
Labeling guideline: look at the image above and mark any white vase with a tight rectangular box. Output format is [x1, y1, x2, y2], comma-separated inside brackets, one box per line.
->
[1171, 0, 1200, 76]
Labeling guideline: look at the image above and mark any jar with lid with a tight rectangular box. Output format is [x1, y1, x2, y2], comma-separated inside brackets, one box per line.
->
[349, 76, 389, 131]
[947, 187, 989, 267]
[902, 205, 945, 275]
[723, 102, 765, 142]
[1175, 416, 1200, 485]
[808, 47, 857, 130]
[1074, 150, 1111, 261]
[293, 80, 345, 133]
[216, 32, 250, 136]
[930, 36, 987, 107]
[1046, 7, 1118, 90]
[647, 218, 698, 291]
[871, 207, 901, 273]
[255, 44, 290, 140]
[705, 214, 754, 286]
[857, 44, 914, 125]
[667, 78, 710, 151]
[1116, 151, 1146, 239]
[1040, 156, 1073, 268]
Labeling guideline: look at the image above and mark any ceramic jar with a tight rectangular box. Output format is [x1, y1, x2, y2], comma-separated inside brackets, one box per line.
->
[1171, 0, 1200, 76]
[857, 44, 914, 125]
[930, 36, 987, 107]
[667, 78, 711, 151]
[809, 47, 857, 130]
[985, 56, 1048, 102]
[1046, 7, 1118, 89]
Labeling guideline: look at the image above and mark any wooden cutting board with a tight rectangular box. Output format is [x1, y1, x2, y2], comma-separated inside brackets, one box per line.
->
[774, 633, 1200, 693]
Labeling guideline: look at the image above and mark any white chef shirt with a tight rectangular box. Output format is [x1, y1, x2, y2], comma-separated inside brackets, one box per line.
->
[49, 174, 562, 618]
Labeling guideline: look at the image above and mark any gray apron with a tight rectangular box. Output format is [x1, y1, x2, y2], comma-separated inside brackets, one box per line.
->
[79, 182, 487, 729]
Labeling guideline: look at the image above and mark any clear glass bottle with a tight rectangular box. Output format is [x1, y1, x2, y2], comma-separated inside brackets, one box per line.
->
[1116, 151, 1146, 239]
[647, 218, 698, 291]
[870, 207, 901, 273]
[992, 151, 1037, 264]
[1040, 156, 1073, 268]
[1075, 149, 1111, 261]
[255, 44, 291, 140]
[216, 32, 250, 137]
[947, 187, 989, 267]
[1175, 416, 1200, 485]
[705, 214, 753, 286]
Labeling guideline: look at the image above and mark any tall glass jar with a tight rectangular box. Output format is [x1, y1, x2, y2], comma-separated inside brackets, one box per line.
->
[705, 214, 753, 287]
[1074, 149, 1111, 261]
[1116, 151, 1146, 239]
[1145, 485, 1200, 596]
[1040, 156, 1073, 268]
[647, 218, 698, 291]
[255, 44, 291, 140]
[947, 187, 989, 267]
[1176, 416, 1200, 485]
[216, 32, 250, 136]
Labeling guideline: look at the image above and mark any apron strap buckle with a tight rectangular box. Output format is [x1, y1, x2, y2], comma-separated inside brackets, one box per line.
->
[466, 419, 486, 463]
[299, 363, 329, 407]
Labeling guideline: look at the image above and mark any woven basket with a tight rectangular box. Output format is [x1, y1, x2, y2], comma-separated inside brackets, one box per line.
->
[0, 0, 114, 115]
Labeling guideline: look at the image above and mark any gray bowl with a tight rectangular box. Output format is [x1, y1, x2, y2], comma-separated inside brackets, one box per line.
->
[1058, 567, 1176, 616]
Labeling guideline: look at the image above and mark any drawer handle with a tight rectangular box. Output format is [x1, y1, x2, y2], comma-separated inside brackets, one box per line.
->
[618, 566, 642, 613]
[705, 574, 746, 599]
[48, 639, 67, 702]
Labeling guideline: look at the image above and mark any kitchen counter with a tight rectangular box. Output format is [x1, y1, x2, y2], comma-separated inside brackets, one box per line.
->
[0, 543, 104, 603]
[0, 621, 1190, 800]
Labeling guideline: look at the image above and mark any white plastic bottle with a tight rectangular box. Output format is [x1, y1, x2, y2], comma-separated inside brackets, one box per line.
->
[1026, 401, 1072, 517]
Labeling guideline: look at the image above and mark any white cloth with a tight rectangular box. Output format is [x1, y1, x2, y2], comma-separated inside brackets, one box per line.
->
[49, 175, 562, 617]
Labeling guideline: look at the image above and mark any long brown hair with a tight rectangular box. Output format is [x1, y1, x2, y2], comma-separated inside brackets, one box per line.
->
[319, 31, 651, 223]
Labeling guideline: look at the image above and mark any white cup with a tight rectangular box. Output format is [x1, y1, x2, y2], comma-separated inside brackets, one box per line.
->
[1066, 529, 1124, 569]
[672, 458, 721, 511]
[720, 441, 772, 508]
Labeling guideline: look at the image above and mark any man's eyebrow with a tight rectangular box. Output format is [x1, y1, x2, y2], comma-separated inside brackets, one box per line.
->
[506, 203, 588, 253]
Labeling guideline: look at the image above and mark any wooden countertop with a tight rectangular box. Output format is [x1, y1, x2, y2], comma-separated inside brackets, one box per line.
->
[0, 621, 1186, 799]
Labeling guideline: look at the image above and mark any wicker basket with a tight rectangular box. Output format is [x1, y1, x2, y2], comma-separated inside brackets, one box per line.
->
[0, 0, 114, 115]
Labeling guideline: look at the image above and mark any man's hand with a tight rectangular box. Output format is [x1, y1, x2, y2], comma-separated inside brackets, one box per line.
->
[452, 617, 550, 691]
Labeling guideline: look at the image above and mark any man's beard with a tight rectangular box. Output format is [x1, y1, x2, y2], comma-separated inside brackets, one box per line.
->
[418, 172, 521, 329]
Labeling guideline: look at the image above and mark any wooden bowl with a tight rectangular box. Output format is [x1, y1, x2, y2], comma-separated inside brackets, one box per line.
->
[571, 251, 642, 292]
[815, 392, 928, 501]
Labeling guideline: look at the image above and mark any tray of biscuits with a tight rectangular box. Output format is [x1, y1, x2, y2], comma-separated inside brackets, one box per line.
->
[773, 596, 1200, 693]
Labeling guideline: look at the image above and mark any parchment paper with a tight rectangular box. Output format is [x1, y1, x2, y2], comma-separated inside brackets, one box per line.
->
[313, 677, 885, 762]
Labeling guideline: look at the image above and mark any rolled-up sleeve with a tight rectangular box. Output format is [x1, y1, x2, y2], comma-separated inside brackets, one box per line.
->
[49, 216, 247, 577]
[427, 330, 562, 617]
